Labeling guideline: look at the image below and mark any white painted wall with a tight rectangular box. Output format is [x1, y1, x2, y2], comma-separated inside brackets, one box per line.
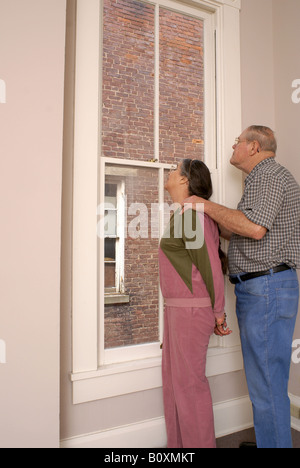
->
[0, 0, 299, 448]
[0, 0, 66, 448]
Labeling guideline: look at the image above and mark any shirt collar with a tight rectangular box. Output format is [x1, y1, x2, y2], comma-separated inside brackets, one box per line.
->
[245, 157, 276, 185]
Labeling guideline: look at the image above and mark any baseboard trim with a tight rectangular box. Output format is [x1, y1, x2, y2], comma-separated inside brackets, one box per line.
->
[290, 393, 300, 432]
[213, 395, 253, 438]
[60, 396, 253, 448]
[291, 417, 300, 432]
[61, 417, 166, 449]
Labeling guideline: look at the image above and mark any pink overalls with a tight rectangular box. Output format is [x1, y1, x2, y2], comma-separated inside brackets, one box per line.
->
[159, 209, 225, 448]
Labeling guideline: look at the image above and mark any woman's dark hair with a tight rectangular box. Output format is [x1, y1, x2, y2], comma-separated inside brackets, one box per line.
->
[181, 159, 213, 200]
[181, 159, 228, 275]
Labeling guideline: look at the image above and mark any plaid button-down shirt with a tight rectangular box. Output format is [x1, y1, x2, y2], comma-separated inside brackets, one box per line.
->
[228, 158, 300, 275]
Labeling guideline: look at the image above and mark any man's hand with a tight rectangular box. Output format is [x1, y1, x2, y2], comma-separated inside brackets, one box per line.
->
[183, 196, 267, 241]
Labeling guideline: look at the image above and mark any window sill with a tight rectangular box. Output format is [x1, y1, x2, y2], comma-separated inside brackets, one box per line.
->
[71, 345, 243, 404]
[104, 294, 130, 305]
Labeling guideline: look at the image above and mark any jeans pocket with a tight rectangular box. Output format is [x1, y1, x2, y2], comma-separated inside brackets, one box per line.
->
[276, 285, 299, 319]
[239, 276, 267, 297]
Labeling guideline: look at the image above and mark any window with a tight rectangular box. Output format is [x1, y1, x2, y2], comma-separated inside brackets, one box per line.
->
[104, 177, 127, 300]
[71, 0, 244, 404]
[98, 0, 217, 364]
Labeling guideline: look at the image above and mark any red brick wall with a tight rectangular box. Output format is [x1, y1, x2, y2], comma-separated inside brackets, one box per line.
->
[102, 0, 155, 161]
[102, 0, 204, 349]
[159, 8, 205, 163]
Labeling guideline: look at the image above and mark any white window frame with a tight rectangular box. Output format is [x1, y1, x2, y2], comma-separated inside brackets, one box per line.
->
[71, 0, 244, 404]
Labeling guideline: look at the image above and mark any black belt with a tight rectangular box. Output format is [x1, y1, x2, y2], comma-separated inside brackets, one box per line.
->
[229, 264, 291, 285]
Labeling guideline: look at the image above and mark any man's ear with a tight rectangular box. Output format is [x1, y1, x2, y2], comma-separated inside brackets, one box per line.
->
[250, 140, 260, 156]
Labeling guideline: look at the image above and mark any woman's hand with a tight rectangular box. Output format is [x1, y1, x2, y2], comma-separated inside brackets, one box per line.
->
[214, 314, 232, 337]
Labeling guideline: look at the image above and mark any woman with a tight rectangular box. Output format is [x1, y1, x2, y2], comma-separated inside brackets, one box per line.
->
[159, 159, 231, 449]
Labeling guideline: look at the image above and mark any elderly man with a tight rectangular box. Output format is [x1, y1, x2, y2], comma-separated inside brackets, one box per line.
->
[186, 126, 300, 448]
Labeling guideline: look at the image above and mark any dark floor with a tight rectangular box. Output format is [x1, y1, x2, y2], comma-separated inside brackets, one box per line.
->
[216, 427, 300, 448]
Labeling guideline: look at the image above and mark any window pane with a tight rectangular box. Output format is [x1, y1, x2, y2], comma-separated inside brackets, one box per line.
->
[105, 239, 116, 290]
[159, 9, 205, 165]
[105, 264, 116, 289]
[105, 183, 117, 207]
[104, 210, 117, 237]
[104, 163, 160, 349]
[102, 0, 155, 161]
[105, 238, 116, 261]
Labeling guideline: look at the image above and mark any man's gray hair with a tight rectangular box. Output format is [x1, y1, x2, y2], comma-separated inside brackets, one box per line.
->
[245, 125, 277, 153]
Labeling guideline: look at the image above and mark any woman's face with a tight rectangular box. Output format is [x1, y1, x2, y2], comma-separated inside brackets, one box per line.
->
[165, 162, 185, 193]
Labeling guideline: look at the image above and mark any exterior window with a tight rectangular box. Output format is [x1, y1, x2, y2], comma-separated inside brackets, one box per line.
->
[104, 183, 118, 291]
[104, 179, 126, 297]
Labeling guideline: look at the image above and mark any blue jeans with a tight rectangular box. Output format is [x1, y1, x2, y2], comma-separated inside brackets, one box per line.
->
[234, 268, 299, 448]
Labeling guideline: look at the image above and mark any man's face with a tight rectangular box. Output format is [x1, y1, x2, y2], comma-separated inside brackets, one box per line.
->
[230, 131, 250, 169]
